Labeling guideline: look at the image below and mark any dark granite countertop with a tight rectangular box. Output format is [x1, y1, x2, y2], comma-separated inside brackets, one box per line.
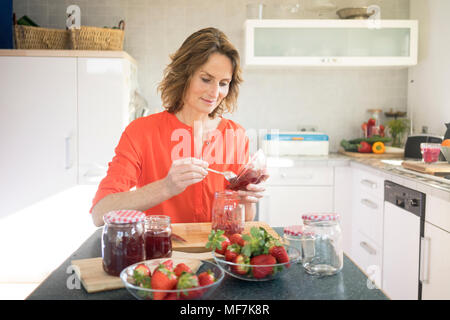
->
[26, 227, 387, 300]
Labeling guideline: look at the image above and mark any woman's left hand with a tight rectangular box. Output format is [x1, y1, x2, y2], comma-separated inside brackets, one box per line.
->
[237, 184, 265, 204]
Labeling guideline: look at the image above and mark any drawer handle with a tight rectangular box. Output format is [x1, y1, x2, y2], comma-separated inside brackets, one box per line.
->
[360, 241, 377, 255]
[360, 179, 377, 189]
[420, 237, 430, 284]
[361, 198, 378, 210]
[280, 173, 313, 179]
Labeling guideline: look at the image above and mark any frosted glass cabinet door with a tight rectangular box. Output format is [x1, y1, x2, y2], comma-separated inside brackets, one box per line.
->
[245, 19, 418, 66]
[0, 57, 78, 217]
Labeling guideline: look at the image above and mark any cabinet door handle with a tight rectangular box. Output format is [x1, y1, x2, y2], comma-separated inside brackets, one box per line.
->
[361, 179, 377, 189]
[361, 198, 378, 210]
[420, 237, 430, 284]
[360, 241, 377, 255]
[65, 135, 73, 170]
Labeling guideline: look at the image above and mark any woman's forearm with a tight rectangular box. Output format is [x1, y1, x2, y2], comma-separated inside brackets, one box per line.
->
[91, 178, 172, 227]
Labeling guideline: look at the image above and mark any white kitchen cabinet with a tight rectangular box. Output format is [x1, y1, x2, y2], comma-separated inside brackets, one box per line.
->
[0, 52, 136, 217]
[245, 19, 418, 67]
[351, 168, 384, 247]
[421, 222, 450, 300]
[77, 57, 136, 185]
[351, 230, 383, 289]
[258, 166, 334, 227]
[0, 56, 78, 217]
[349, 167, 385, 287]
[334, 166, 353, 256]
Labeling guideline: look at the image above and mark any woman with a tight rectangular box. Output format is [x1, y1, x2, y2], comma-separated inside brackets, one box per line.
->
[90, 27, 266, 227]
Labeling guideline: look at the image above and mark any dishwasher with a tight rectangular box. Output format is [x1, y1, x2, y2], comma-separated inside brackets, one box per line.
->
[383, 180, 425, 300]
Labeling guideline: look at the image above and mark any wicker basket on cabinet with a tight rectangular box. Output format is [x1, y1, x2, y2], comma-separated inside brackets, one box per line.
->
[14, 24, 70, 49]
[69, 20, 125, 50]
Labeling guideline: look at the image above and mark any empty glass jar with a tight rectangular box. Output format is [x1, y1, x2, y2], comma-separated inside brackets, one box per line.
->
[301, 213, 343, 276]
[283, 225, 304, 260]
[211, 190, 244, 236]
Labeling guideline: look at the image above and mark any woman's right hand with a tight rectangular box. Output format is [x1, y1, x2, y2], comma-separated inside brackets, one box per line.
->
[163, 157, 209, 197]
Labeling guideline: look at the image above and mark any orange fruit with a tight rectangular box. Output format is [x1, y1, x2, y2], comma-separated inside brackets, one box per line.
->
[442, 139, 450, 147]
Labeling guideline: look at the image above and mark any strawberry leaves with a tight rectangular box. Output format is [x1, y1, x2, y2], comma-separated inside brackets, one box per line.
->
[242, 227, 281, 257]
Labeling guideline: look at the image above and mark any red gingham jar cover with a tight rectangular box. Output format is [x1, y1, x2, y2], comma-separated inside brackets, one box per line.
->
[284, 225, 304, 237]
[103, 210, 146, 224]
[301, 213, 340, 223]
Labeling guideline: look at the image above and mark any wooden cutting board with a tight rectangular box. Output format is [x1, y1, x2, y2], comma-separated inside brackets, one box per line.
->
[338, 148, 404, 159]
[171, 221, 281, 252]
[401, 161, 450, 176]
[71, 251, 213, 293]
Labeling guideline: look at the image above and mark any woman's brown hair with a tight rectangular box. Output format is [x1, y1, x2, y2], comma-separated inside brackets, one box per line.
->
[158, 27, 243, 118]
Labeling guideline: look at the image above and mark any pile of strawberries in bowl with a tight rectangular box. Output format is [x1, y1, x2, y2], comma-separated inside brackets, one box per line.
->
[120, 258, 224, 300]
[206, 227, 301, 281]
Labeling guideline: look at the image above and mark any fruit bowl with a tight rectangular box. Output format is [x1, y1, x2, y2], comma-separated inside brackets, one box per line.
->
[212, 244, 301, 281]
[120, 258, 224, 300]
[441, 146, 450, 163]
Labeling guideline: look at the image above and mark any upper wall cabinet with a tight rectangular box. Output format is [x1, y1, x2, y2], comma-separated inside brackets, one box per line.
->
[244, 19, 418, 67]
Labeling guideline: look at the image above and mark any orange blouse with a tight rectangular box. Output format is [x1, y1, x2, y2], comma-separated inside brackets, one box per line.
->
[90, 110, 249, 223]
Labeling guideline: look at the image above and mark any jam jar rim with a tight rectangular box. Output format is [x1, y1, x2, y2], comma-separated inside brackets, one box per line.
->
[214, 190, 240, 199]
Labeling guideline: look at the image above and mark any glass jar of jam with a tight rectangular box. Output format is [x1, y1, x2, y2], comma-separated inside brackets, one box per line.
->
[301, 213, 343, 276]
[102, 210, 146, 276]
[211, 190, 244, 236]
[145, 215, 172, 259]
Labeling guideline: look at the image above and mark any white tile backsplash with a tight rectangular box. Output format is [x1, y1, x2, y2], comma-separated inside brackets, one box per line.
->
[13, 0, 410, 151]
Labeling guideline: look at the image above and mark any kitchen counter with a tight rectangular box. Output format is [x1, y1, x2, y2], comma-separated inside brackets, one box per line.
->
[350, 158, 450, 201]
[267, 153, 450, 200]
[26, 227, 388, 300]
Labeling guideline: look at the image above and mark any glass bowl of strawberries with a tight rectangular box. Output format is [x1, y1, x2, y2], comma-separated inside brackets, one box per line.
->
[120, 258, 224, 300]
[207, 227, 301, 281]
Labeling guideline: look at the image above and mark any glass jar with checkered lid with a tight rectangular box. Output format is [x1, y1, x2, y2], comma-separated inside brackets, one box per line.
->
[102, 210, 146, 276]
[301, 213, 343, 276]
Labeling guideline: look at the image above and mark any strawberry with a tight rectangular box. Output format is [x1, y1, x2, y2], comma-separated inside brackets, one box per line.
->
[151, 264, 178, 300]
[174, 263, 192, 278]
[269, 245, 290, 267]
[231, 254, 250, 275]
[250, 254, 276, 279]
[163, 292, 179, 300]
[198, 270, 215, 287]
[206, 229, 231, 255]
[133, 264, 151, 288]
[177, 272, 201, 299]
[229, 233, 245, 246]
[162, 259, 173, 270]
[224, 243, 241, 262]
[134, 263, 151, 277]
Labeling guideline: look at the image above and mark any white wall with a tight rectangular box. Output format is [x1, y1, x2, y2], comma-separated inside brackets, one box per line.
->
[13, 0, 411, 151]
[408, 0, 450, 136]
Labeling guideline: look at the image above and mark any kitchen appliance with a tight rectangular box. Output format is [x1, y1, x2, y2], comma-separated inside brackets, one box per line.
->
[383, 181, 426, 300]
[404, 134, 443, 159]
[262, 132, 329, 156]
[444, 123, 450, 141]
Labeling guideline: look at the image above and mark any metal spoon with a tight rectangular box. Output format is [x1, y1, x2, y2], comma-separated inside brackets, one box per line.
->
[206, 168, 237, 182]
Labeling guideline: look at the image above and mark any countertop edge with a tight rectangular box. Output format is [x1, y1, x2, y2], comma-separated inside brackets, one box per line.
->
[0, 49, 137, 65]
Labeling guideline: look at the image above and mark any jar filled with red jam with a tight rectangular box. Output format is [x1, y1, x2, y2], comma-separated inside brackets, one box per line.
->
[145, 215, 172, 259]
[211, 191, 244, 236]
[102, 210, 146, 276]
